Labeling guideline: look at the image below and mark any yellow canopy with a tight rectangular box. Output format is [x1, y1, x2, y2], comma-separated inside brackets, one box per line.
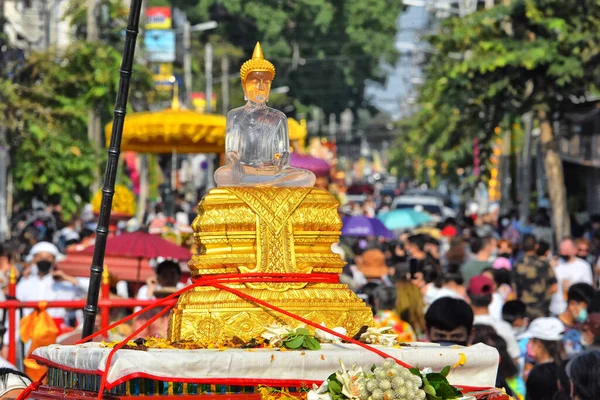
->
[105, 109, 226, 154]
[105, 108, 307, 154]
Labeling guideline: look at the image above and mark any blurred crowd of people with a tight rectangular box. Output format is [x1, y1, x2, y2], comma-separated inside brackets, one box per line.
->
[337, 198, 600, 400]
[0, 198, 196, 390]
[2, 195, 600, 398]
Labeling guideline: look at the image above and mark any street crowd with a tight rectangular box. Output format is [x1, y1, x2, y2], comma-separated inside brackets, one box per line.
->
[0, 197, 600, 399]
[338, 198, 600, 400]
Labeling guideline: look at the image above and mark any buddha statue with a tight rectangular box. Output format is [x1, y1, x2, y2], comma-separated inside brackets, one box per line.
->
[168, 42, 373, 346]
[214, 43, 316, 187]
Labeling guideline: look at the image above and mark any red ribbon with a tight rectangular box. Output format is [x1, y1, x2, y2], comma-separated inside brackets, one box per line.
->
[21, 273, 487, 399]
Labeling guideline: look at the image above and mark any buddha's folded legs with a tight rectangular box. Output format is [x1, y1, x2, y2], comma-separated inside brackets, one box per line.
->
[214, 164, 316, 187]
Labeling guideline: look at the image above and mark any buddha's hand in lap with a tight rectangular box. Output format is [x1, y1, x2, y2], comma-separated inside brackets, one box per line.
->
[227, 152, 244, 184]
[274, 151, 290, 168]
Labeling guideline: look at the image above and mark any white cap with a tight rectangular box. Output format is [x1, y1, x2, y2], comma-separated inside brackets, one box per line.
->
[520, 317, 565, 341]
[466, 202, 479, 216]
[0, 360, 32, 397]
[26, 241, 65, 263]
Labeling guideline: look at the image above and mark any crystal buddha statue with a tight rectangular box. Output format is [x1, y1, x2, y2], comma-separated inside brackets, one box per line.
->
[214, 43, 316, 187]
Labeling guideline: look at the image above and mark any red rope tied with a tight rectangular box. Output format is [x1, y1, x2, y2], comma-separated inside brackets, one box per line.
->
[211, 282, 413, 369]
[25, 273, 420, 400]
[97, 304, 174, 399]
[191, 272, 340, 285]
[17, 372, 46, 400]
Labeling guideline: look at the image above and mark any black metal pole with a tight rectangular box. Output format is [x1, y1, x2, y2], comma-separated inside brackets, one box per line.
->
[81, 0, 143, 340]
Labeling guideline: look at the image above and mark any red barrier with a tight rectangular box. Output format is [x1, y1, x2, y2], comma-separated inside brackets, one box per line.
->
[0, 266, 177, 366]
[8, 267, 17, 366]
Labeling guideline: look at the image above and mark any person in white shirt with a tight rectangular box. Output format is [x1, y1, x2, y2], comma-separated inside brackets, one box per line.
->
[16, 241, 88, 327]
[550, 238, 594, 315]
[135, 260, 187, 337]
[1, 242, 87, 361]
[423, 272, 466, 306]
[468, 274, 521, 361]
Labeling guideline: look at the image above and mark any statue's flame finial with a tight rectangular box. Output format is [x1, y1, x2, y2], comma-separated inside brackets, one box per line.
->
[240, 42, 275, 84]
[252, 42, 265, 59]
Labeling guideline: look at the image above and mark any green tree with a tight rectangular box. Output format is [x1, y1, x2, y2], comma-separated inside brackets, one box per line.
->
[394, 0, 600, 241]
[1, 41, 153, 220]
[170, 0, 406, 116]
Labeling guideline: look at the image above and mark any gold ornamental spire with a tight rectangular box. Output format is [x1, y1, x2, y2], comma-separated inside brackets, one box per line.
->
[252, 42, 264, 59]
[240, 42, 276, 84]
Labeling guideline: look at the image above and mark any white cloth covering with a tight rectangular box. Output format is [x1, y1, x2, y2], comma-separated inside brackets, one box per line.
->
[33, 343, 499, 390]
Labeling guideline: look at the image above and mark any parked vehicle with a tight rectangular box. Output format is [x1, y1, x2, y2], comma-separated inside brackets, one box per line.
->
[391, 195, 456, 220]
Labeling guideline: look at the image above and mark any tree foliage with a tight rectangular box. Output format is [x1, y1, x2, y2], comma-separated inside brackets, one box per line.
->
[170, 0, 406, 115]
[394, 0, 600, 180]
[1, 28, 154, 219]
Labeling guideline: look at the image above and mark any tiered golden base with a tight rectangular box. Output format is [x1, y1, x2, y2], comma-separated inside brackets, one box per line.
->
[168, 187, 373, 345]
[168, 284, 373, 343]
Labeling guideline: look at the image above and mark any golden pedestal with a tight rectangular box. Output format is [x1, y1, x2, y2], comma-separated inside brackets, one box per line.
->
[168, 187, 373, 345]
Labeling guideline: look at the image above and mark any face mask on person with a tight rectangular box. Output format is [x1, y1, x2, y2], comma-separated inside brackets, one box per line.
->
[513, 325, 528, 337]
[498, 252, 512, 259]
[576, 308, 588, 324]
[36, 260, 54, 275]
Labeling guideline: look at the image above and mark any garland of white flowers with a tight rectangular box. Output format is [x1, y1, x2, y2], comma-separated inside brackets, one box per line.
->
[309, 360, 462, 400]
[260, 324, 462, 400]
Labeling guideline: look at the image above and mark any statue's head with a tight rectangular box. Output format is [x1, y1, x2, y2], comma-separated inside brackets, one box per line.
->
[240, 42, 275, 104]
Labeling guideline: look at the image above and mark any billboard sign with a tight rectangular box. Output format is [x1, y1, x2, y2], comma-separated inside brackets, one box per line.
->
[146, 7, 172, 30]
[145, 30, 176, 63]
[192, 93, 217, 113]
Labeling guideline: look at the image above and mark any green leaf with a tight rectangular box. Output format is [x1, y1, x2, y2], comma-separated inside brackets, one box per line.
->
[327, 378, 342, 394]
[371, 364, 377, 372]
[425, 373, 447, 383]
[435, 381, 461, 398]
[296, 328, 310, 336]
[304, 337, 321, 350]
[440, 366, 450, 377]
[424, 384, 436, 396]
[409, 367, 422, 377]
[283, 336, 305, 349]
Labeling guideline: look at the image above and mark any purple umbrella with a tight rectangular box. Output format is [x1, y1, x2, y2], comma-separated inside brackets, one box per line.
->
[290, 152, 330, 177]
[341, 216, 394, 239]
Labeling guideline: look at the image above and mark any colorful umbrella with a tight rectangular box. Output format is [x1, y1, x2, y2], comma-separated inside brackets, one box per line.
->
[290, 152, 330, 177]
[82, 231, 191, 285]
[341, 216, 394, 239]
[83, 231, 190, 260]
[377, 209, 433, 231]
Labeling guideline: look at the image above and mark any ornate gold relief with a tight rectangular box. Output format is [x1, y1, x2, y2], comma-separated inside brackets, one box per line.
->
[169, 187, 374, 346]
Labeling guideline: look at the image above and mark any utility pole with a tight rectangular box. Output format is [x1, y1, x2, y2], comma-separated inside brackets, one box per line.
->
[43, 0, 51, 49]
[86, 0, 98, 41]
[221, 56, 229, 114]
[0, 0, 9, 241]
[183, 20, 192, 107]
[205, 42, 213, 113]
[87, 0, 101, 191]
[519, 112, 534, 225]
